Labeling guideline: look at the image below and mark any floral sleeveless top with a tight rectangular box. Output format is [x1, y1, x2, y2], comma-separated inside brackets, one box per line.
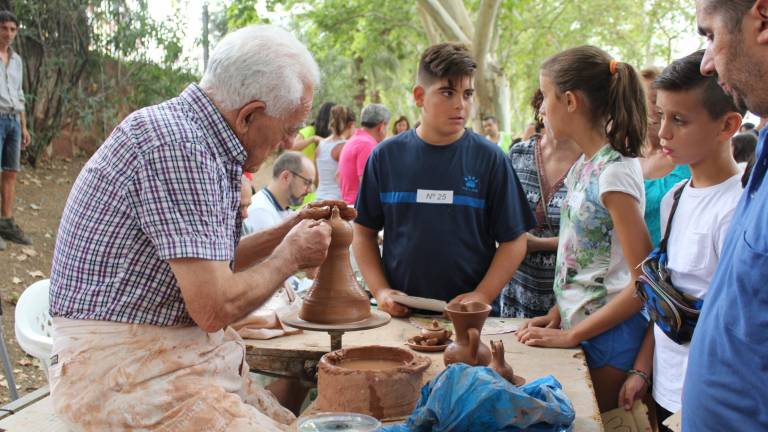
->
[554, 145, 641, 328]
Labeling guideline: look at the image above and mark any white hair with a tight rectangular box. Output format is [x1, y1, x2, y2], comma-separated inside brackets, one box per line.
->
[200, 25, 320, 117]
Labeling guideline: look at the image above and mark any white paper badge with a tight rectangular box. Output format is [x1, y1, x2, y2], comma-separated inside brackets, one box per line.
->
[416, 189, 454, 204]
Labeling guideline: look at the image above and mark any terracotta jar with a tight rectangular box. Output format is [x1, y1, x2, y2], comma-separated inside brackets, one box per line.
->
[443, 301, 492, 367]
[315, 345, 431, 419]
[489, 340, 526, 386]
[299, 207, 371, 324]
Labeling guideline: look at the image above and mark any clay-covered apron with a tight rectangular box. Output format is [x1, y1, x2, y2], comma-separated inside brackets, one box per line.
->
[49, 318, 295, 431]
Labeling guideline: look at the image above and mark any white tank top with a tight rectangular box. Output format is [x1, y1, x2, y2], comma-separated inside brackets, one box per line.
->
[315, 137, 345, 200]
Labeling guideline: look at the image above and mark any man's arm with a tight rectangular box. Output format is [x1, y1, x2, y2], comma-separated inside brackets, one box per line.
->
[171, 219, 331, 332]
[18, 68, 29, 148]
[449, 234, 527, 306]
[352, 223, 409, 316]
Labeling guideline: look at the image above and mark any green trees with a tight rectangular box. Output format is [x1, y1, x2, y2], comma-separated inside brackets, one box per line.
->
[1, 0, 193, 165]
[223, 0, 698, 133]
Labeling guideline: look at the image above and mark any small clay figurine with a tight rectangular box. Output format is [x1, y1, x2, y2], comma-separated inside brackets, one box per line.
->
[489, 340, 525, 386]
[420, 320, 452, 342]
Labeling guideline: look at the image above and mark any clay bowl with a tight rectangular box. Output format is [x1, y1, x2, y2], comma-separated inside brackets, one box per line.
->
[405, 336, 450, 352]
[315, 345, 431, 420]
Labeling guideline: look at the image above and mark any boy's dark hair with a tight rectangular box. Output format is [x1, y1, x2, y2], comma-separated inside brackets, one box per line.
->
[732, 132, 757, 163]
[0, 11, 18, 27]
[418, 43, 476, 87]
[541, 45, 647, 157]
[482, 116, 498, 124]
[654, 50, 746, 118]
[701, 0, 755, 31]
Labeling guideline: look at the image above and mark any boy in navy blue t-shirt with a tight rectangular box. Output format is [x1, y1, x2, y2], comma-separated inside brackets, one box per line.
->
[352, 43, 535, 317]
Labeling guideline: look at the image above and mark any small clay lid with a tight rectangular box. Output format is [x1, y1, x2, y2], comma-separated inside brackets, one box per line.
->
[425, 320, 445, 331]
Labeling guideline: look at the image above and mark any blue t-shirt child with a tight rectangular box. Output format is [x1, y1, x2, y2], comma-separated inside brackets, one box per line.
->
[355, 129, 535, 312]
[644, 164, 691, 247]
[682, 128, 768, 429]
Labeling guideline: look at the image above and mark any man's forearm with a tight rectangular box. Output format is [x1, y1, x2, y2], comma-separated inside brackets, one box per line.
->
[352, 223, 389, 296]
[19, 111, 26, 129]
[474, 234, 527, 302]
[234, 214, 300, 271]
[170, 252, 296, 332]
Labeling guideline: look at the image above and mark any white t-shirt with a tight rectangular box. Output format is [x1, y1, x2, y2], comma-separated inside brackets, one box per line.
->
[598, 158, 646, 299]
[243, 188, 292, 234]
[652, 173, 743, 412]
[315, 137, 344, 200]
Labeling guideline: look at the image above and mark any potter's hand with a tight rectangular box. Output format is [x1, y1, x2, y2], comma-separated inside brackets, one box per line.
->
[448, 291, 492, 308]
[618, 374, 648, 411]
[277, 219, 332, 271]
[515, 327, 578, 348]
[375, 288, 410, 317]
[300, 200, 357, 221]
[519, 306, 560, 332]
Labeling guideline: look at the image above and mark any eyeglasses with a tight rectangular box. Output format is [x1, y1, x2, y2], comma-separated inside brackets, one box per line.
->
[289, 170, 314, 188]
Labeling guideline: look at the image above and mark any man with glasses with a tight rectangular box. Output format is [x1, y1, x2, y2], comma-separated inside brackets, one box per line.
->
[244, 151, 316, 233]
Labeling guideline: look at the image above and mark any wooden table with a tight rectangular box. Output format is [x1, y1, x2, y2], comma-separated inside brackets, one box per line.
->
[245, 317, 603, 431]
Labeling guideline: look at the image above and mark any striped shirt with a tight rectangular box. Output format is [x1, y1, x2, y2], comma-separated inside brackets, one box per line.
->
[50, 84, 245, 326]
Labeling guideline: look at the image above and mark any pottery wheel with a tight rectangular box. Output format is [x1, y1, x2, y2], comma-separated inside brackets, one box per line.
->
[280, 309, 391, 351]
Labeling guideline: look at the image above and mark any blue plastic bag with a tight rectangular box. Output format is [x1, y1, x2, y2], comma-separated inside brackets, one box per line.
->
[379, 363, 574, 432]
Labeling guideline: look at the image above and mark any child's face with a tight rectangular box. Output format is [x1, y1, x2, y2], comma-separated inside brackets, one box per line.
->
[656, 88, 729, 166]
[415, 76, 474, 138]
[538, 74, 569, 142]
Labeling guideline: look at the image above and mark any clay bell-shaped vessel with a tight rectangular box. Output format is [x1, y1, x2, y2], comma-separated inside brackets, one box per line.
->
[443, 301, 492, 367]
[490, 340, 526, 386]
[299, 207, 371, 324]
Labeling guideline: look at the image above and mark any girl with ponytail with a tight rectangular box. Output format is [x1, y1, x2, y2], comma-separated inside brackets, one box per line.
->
[517, 45, 653, 412]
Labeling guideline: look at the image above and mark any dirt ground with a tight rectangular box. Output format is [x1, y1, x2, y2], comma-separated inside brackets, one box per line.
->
[0, 153, 275, 404]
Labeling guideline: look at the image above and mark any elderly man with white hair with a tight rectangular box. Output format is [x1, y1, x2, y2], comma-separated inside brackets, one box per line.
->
[47, 25, 353, 431]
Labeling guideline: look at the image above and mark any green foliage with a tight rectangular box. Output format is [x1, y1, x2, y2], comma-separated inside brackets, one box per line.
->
[221, 0, 697, 132]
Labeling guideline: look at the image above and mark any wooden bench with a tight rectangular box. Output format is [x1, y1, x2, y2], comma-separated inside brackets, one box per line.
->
[0, 388, 69, 432]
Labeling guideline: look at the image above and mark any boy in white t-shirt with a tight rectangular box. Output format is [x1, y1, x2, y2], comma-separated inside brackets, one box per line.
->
[618, 50, 745, 430]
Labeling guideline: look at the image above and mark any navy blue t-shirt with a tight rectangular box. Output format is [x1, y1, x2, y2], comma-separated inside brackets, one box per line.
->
[355, 128, 535, 305]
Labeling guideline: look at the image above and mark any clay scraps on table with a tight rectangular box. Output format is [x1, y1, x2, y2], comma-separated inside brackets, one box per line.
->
[409, 315, 518, 335]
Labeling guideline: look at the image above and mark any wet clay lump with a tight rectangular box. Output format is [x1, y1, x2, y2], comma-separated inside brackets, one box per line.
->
[443, 301, 492, 367]
[299, 207, 371, 324]
[339, 359, 405, 371]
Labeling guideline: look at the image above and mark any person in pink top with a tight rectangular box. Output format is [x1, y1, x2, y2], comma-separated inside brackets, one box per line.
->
[338, 103, 390, 204]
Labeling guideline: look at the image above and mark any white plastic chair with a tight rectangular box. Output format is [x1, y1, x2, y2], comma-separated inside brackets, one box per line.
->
[14, 279, 53, 376]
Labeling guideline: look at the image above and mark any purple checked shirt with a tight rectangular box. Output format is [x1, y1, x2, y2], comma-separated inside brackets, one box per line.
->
[50, 84, 245, 326]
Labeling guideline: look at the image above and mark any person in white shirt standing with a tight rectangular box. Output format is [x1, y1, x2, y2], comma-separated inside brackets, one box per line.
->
[0, 11, 32, 250]
[619, 50, 745, 430]
[315, 105, 355, 201]
[244, 151, 315, 233]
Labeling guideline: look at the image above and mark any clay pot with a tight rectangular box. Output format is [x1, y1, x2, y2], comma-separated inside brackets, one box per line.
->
[299, 207, 371, 324]
[443, 301, 492, 367]
[420, 319, 452, 341]
[315, 345, 431, 420]
[489, 340, 526, 386]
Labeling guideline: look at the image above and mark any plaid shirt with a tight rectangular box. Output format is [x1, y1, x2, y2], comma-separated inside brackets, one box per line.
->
[50, 84, 245, 326]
